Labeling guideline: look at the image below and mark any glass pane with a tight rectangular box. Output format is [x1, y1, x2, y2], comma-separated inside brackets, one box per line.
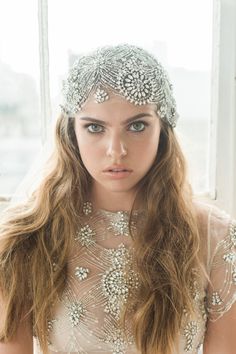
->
[0, 0, 41, 195]
[48, 0, 213, 194]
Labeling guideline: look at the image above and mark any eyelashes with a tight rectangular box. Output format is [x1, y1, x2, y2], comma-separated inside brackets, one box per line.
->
[83, 121, 149, 134]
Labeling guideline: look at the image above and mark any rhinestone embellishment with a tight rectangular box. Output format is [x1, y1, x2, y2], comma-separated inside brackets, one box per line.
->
[75, 224, 96, 247]
[100, 326, 134, 354]
[211, 291, 223, 306]
[183, 321, 198, 352]
[61, 44, 179, 127]
[94, 87, 109, 103]
[117, 68, 154, 105]
[82, 201, 93, 215]
[75, 266, 90, 280]
[47, 318, 57, 331]
[102, 244, 139, 319]
[108, 211, 130, 236]
[47, 318, 57, 346]
[67, 301, 85, 327]
[223, 252, 236, 263]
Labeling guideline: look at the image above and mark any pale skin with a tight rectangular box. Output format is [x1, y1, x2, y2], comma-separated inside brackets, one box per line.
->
[203, 303, 236, 354]
[74, 92, 161, 212]
[0, 93, 235, 353]
[74, 91, 236, 353]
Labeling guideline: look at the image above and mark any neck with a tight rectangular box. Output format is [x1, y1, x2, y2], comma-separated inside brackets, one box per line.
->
[89, 183, 139, 212]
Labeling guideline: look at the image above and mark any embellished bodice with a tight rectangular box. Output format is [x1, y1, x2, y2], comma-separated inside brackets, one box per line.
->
[33, 200, 236, 354]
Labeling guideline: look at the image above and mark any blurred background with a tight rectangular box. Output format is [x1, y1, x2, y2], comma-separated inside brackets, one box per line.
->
[0, 0, 235, 217]
[0, 0, 213, 194]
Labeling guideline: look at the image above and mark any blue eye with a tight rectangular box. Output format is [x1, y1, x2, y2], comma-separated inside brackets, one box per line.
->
[86, 124, 104, 133]
[83, 121, 148, 134]
[129, 121, 148, 132]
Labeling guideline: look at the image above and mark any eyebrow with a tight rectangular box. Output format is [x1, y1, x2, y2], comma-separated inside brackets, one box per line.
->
[79, 113, 153, 126]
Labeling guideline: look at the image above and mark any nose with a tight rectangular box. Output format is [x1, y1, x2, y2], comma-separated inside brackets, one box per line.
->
[106, 132, 127, 159]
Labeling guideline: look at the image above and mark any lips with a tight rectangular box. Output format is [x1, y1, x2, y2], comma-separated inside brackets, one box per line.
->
[103, 165, 132, 172]
[108, 169, 129, 172]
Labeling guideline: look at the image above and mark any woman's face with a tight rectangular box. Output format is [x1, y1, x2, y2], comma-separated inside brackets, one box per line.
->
[74, 92, 161, 203]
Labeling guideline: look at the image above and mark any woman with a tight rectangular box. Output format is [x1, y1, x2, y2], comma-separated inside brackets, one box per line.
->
[0, 44, 235, 354]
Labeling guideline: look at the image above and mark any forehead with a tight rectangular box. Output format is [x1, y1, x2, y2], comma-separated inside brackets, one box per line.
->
[76, 91, 157, 120]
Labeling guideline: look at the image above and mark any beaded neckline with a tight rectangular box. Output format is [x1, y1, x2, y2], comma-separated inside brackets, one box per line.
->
[82, 201, 144, 217]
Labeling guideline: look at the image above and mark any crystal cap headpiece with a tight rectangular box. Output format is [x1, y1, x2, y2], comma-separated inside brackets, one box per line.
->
[60, 44, 179, 127]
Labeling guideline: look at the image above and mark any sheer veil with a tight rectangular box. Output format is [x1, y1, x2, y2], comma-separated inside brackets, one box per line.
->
[8, 120, 57, 208]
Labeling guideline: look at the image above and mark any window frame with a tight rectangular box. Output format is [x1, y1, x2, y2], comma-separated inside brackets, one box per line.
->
[207, 0, 236, 217]
[0, 0, 235, 218]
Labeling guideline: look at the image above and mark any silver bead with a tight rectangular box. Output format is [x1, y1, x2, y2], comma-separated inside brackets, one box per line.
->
[211, 291, 223, 306]
[75, 224, 96, 247]
[183, 321, 198, 352]
[94, 87, 109, 103]
[82, 201, 93, 215]
[60, 44, 179, 127]
[67, 301, 85, 327]
[75, 266, 90, 280]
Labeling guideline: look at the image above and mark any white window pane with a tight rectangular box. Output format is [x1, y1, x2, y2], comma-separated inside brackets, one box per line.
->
[0, 0, 41, 195]
[48, 0, 213, 194]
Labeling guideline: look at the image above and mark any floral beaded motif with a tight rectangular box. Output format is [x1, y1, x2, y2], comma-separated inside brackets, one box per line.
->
[101, 244, 139, 319]
[207, 220, 236, 315]
[183, 321, 198, 352]
[94, 87, 109, 103]
[211, 291, 223, 306]
[75, 224, 96, 247]
[75, 266, 90, 280]
[106, 211, 132, 236]
[99, 322, 134, 354]
[67, 301, 86, 327]
[61, 44, 178, 127]
[44, 205, 236, 354]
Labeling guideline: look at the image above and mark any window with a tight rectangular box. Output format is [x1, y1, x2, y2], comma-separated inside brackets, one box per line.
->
[0, 0, 41, 199]
[48, 0, 213, 194]
[0, 0, 235, 217]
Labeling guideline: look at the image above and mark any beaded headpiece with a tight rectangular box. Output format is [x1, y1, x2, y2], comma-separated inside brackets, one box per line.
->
[60, 44, 179, 128]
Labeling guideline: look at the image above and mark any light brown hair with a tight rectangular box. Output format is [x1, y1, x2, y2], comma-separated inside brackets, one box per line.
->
[0, 113, 207, 354]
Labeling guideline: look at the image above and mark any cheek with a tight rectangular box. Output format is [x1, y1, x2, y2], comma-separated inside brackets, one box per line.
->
[75, 131, 103, 170]
[133, 131, 160, 157]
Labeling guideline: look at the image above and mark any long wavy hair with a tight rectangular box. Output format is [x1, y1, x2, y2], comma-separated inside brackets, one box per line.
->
[0, 112, 208, 354]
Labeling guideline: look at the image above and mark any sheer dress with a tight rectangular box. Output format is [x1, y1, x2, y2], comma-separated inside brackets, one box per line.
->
[33, 199, 236, 354]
